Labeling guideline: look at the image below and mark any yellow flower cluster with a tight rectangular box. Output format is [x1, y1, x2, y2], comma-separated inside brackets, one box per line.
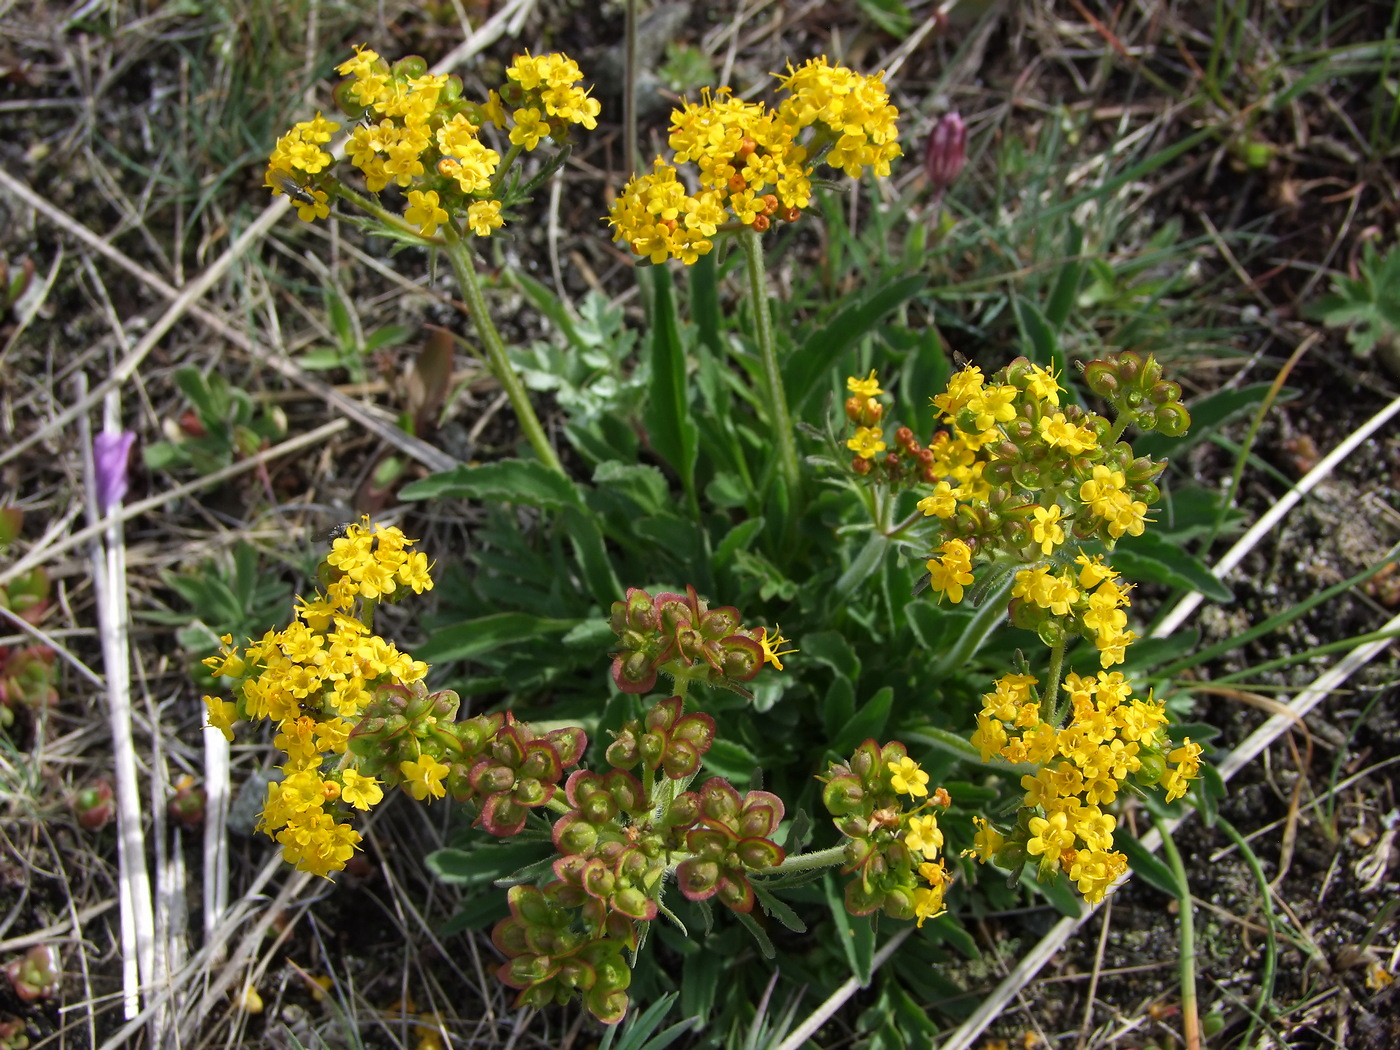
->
[202, 520, 434, 877]
[607, 57, 901, 264]
[887, 757, 951, 927]
[267, 46, 597, 237]
[914, 360, 1168, 668]
[966, 671, 1203, 902]
[1013, 554, 1136, 668]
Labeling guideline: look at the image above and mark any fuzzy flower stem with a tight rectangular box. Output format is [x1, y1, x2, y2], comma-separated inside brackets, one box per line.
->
[885, 508, 925, 540]
[1154, 809, 1202, 1050]
[743, 229, 801, 498]
[545, 796, 572, 816]
[332, 181, 431, 240]
[488, 142, 526, 198]
[442, 223, 565, 475]
[766, 844, 848, 874]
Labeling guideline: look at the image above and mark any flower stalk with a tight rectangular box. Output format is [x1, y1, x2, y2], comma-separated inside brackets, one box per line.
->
[443, 224, 564, 475]
[744, 229, 801, 497]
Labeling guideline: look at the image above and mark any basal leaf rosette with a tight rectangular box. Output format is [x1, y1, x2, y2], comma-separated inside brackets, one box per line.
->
[675, 777, 786, 914]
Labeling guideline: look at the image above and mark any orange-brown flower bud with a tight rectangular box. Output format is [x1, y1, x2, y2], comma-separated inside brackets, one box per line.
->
[750, 214, 770, 233]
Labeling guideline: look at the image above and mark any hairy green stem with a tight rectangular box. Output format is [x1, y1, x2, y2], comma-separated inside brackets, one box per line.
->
[1155, 813, 1202, 1050]
[768, 844, 848, 874]
[742, 229, 801, 497]
[443, 225, 565, 475]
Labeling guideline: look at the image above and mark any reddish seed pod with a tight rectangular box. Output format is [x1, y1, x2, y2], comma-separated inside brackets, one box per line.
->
[852, 456, 871, 475]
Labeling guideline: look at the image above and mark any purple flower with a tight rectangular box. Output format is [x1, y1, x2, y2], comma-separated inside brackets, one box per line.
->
[94, 430, 136, 513]
[925, 112, 967, 199]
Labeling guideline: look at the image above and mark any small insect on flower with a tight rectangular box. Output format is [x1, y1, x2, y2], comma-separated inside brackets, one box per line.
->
[270, 169, 318, 206]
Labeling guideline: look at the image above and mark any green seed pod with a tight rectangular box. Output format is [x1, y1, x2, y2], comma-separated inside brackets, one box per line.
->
[393, 55, 428, 78]
[1155, 401, 1191, 437]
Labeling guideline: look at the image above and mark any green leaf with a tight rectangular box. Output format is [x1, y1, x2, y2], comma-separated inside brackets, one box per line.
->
[1118, 833, 1181, 898]
[679, 951, 718, 1033]
[400, 459, 582, 510]
[822, 675, 856, 740]
[418, 612, 579, 663]
[297, 348, 346, 371]
[855, 0, 911, 35]
[831, 685, 893, 758]
[1013, 294, 1059, 369]
[1111, 532, 1232, 602]
[424, 839, 552, 886]
[563, 504, 624, 608]
[643, 266, 698, 498]
[591, 462, 671, 515]
[833, 532, 890, 605]
[701, 738, 761, 781]
[1045, 222, 1084, 330]
[785, 275, 928, 411]
[1020, 867, 1081, 918]
[824, 871, 874, 985]
[513, 270, 588, 353]
[801, 630, 862, 683]
[904, 599, 962, 652]
[689, 251, 723, 358]
[753, 884, 808, 933]
[733, 909, 776, 960]
[922, 913, 979, 958]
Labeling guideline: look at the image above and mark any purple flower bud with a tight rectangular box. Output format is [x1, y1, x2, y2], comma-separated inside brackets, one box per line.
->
[925, 112, 967, 198]
[94, 430, 136, 513]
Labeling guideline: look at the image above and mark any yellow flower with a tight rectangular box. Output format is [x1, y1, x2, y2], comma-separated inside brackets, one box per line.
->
[204, 696, 239, 742]
[846, 425, 887, 460]
[1029, 504, 1065, 556]
[925, 538, 975, 604]
[758, 626, 797, 670]
[887, 756, 929, 798]
[466, 200, 504, 237]
[341, 768, 384, 811]
[911, 861, 949, 927]
[404, 189, 448, 238]
[400, 755, 449, 801]
[965, 816, 1005, 863]
[509, 107, 549, 150]
[903, 814, 943, 858]
[847, 370, 883, 399]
